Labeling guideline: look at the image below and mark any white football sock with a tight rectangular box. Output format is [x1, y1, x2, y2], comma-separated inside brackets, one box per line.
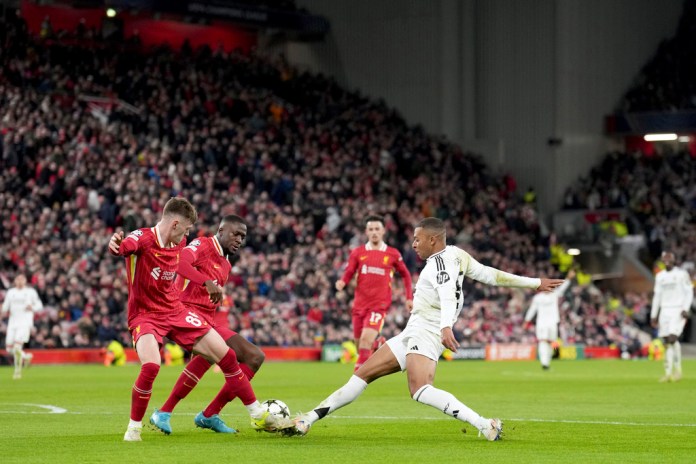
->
[673, 341, 682, 372]
[413, 384, 488, 431]
[128, 419, 142, 429]
[664, 344, 674, 376]
[538, 342, 551, 367]
[13, 345, 22, 375]
[306, 375, 367, 424]
[246, 401, 265, 418]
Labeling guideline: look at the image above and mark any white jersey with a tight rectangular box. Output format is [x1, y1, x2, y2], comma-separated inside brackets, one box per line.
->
[1, 286, 43, 327]
[650, 267, 693, 319]
[524, 279, 571, 327]
[409, 245, 541, 334]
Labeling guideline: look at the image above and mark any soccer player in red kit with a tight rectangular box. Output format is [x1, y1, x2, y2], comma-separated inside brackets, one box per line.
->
[151, 215, 266, 434]
[109, 199, 285, 442]
[336, 215, 413, 371]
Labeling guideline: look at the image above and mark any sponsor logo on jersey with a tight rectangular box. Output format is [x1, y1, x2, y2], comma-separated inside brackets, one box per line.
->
[150, 268, 176, 281]
[361, 265, 386, 275]
[436, 271, 450, 285]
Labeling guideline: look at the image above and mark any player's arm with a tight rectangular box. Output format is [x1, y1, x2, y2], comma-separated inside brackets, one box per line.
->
[682, 271, 693, 319]
[29, 288, 43, 312]
[109, 230, 140, 256]
[650, 277, 661, 327]
[524, 297, 539, 329]
[1, 290, 10, 317]
[464, 253, 561, 290]
[336, 249, 359, 291]
[433, 261, 462, 351]
[395, 255, 414, 310]
[177, 247, 223, 304]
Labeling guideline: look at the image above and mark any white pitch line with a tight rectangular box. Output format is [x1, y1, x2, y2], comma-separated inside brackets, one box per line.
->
[0, 406, 693, 428]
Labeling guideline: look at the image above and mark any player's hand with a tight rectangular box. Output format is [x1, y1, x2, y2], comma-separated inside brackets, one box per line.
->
[406, 299, 413, 312]
[537, 278, 565, 292]
[335, 280, 346, 292]
[204, 280, 224, 304]
[108, 231, 124, 255]
[650, 317, 658, 328]
[523, 321, 532, 330]
[681, 310, 690, 319]
[441, 327, 460, 352]
[566, 269, 576, 280]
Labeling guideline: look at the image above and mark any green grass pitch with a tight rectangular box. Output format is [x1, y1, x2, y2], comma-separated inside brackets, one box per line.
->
[1, 359, 694, 464]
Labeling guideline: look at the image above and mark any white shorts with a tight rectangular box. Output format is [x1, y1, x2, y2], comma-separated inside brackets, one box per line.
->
[386, 325, 444, 371]
[658, 313, 687, 338]
[536, 324, 558, 341]
[6, 324, 31, 347]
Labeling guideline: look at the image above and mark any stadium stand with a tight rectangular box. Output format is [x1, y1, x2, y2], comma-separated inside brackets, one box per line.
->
[0, 12, 652, 355]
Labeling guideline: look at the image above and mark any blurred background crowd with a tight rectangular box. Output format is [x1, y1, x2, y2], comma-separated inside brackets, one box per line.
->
[0, 8, 691, 356]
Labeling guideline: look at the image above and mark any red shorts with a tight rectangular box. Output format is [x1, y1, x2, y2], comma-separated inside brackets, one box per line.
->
[352, 309, 386, 340]
[130, 309, 212, 351]
[192, 307, 238, 342]
[129, 312, 173, 347]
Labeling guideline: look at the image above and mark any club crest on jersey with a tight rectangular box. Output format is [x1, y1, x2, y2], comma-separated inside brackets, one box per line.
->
[436, 271, 450, 285]
[383, 256, 390, 264]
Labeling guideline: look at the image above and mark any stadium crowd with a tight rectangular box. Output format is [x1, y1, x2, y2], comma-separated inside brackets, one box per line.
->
[0, 13, 653, 354]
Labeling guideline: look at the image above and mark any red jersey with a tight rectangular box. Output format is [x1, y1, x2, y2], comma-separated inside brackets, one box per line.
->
[340, 242, 413, 313]
[119, 227, 186, 324]
[176, 235, 231, 319]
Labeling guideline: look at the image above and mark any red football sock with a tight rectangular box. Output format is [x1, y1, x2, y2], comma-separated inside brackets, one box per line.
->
[161, 355, 212, 413]
[240, 363, 255, 381]
[130, 362, 160, 421]
[203, 350, 256, 417]
[354, 349, 371, 372]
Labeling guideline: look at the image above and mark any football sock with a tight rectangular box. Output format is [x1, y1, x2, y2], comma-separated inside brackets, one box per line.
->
[240, 363, 255, 381]
[218, 349, 256, 405]
[13, 345, 22, 376]
[128, 419, 142, 429]
[673, 341, 682, 372]
[131, 362, 160, 421]
[307, 375, 367, 424]
[354, 349, 371, 372]
[413, 384, 488, 430]
[161, 355, 212, 412]
[538, 342, 550, 367]
[664, 344, 674, 376]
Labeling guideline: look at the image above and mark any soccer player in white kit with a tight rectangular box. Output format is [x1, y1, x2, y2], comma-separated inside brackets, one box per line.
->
[1, 274, 43, 379]
[650, 251, 693, 382]
[285, 218, 564, 440]
[524, 269, 574, 370]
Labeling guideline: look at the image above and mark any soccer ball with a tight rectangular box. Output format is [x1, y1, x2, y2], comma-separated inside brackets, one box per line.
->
[261, 399, 290, 419]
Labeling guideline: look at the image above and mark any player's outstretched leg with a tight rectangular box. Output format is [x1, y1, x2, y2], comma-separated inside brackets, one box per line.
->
[413, 384, 503, 441]
[282, 375, 369, 436]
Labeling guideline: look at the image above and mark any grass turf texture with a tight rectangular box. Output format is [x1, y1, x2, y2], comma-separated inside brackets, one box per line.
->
[1, 359, 694, 464]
